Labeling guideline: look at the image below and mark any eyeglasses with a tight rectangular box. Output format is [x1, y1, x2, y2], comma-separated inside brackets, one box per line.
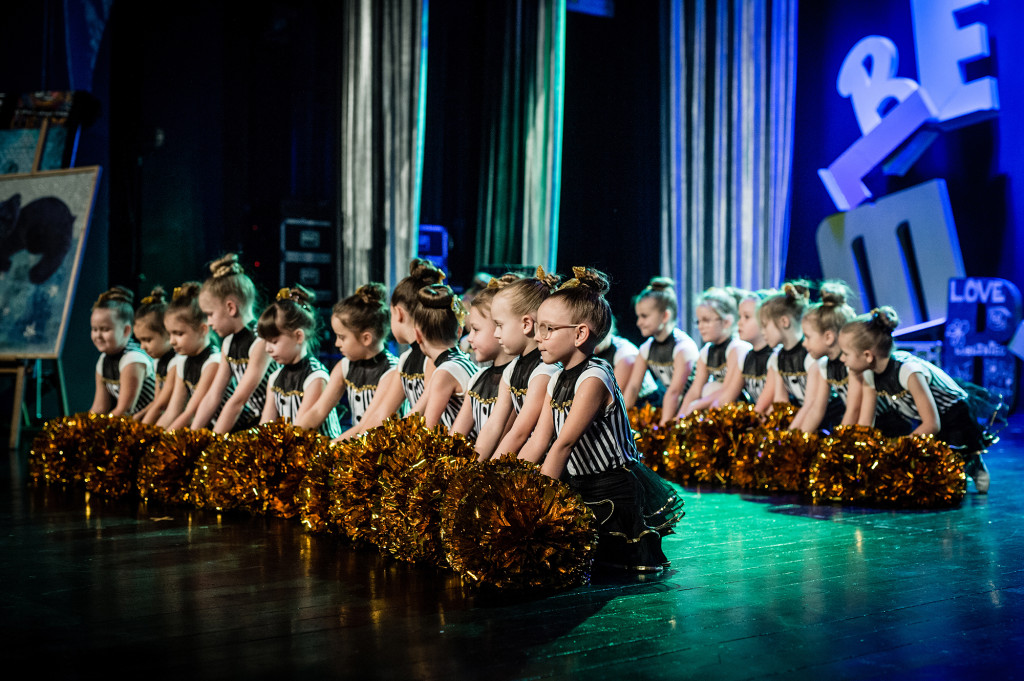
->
[536, 322, 583, 340]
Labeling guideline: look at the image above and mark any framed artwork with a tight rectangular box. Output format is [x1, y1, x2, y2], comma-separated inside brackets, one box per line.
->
[0, 166, 101, 359]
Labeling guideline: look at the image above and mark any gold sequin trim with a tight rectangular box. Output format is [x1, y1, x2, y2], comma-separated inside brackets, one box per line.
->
[510, 386, 529, 397]
[878, 389, 910, 400]
[779, 371, 807, 377]
[348, 383, 378, 393]
[101, 377, 119, 385]
[647, 360, 673, 368]
[227, 356, 249, 366]
[550, 398, 573, 411]
[271, 385, 305, 397]
[400, 372, 425, 381]
[827, 377, 849, 387]
[468, 390, 497, 405]
[742, 373, 767, 380]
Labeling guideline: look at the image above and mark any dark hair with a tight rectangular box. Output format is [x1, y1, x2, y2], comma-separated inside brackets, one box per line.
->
[258, 285, 320, 352]
[412, 283, 463, 345]
[165, 282, 206, 329]
[496, 267, 560, 317]
[803, 280, 856, 334]
[201, 253, 257, 317]
[841, 306, 899, 356]
[633, 277, 677, 320]
[471, 273, 523, 314]
[758, 280, 811, 325]
[391, 258, 446, 313]
[134, 286, 169, 334]
[92, 286, 134, 326]
[550, 267, 613, 342]
[333, 283, 390, 341]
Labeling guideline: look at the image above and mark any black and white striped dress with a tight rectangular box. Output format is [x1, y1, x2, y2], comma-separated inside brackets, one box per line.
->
[501, 348, 560, 414]
[181, 345, 221, 398]
[638, 328, 699, 391]
[342, 350, 398, 424]
[742, 344, 774, 403]
[698, 337, 751, 391]
[767, 344, 815, 406]
[463, 361, 510, 440]
[223, 325, 274, 428]
[432, 347, 479, 429]
[398, 343, 429, 407]
[863, 350, 983, 450]
[267, 355, 341, 438]
[154, 348, 176, 390]
[95, 338, 155, 415]
[547, 357, 640, 477]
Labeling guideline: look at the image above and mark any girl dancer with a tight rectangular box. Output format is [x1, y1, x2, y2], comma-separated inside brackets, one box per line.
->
[710, 289, 773, 406]
[679, 287, 751, 416]
[520, 268, 681, 572]
[132, 287, 176, 424]
[412, 284, 478, 429]
[157, 283, 221, 430]
[623, 277, 699, 425]
[754, 282, 812, 415]
[295, 283, 398, 439]
[89, 286, 155, 416]
[259, 286, 340, 438]
[192, 254, 274, 433]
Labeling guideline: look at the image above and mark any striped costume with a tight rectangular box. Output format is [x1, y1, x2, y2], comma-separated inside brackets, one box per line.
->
[638, 328, 699, 391]
[768, 344, 815, 406]
[267, 355, 341, 438]
[223, 325, 274, 429]
[741, 344, 773, 403]
[398, 343, 428, 407]
[342, 350, 398, 424]
[501, 348, 560, 414]
[463, 361, 511, 440]
[95, 338, 155, 415]
[432, 347, 479, 429]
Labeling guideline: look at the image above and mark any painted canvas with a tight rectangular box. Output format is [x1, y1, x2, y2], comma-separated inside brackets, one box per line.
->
[0, 167, 101, 358]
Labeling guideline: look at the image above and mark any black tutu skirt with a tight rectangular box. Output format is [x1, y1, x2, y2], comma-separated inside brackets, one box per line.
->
[628, 459, 685, 535]
[568, 466, 668, 572]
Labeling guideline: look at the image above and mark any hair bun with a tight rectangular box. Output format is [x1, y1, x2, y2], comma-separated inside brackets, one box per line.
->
[209, 253, 245, 279]
[819, 280, 852, 307]
[417, 283, 455, 309]
[355, 282, 387, 305]
[139, 285, 167, 306]
[277, 284, 315, 308]
[408, 258, 445, 287]
[562, 266, 610, 296]
[648, 276, 675, 292]
[534, 266, 561, 292]
[172, 282, 202, 302]
[783, 280, 810, 301]
[870, 306, 899, 331]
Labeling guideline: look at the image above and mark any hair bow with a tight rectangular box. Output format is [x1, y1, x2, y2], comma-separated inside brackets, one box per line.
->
[140, 295, 156, 305]
[486, 277, 503, 289]
[172, 286, 185, 301]
[559, 266, 588, 290]
[277, 287, 293, 301]
[451, 295, 468, 328]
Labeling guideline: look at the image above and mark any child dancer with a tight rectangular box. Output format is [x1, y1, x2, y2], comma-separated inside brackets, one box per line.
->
[679, 287, 751, 416]
[295, 283, 398, 440]
[192, 254, 274, 433]
[623, 277, 699, 425]
[157, 283, 221, 430]
[791, 282, 858, 432]
[132, 287, 176, 423]
[451, 278, 517, 440]
[754, 282, 812, 415]
[412, 284, 479, 428]
[839, 307, 992, 492]
[393, 259, 446, 417]
[519, 267, 678, 572]
[259, 286, 341, 438]
[711, 289, 773, 406]
[89, 286, 155, 416]
[474, 270, 562, 461]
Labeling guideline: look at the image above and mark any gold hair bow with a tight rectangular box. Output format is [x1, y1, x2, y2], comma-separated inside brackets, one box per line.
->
[276, 287, 293, 301]
[140, 295, 156, 305]
[535, 266, 546, 279]
[451, 295, 468, 328]
[486, 277, 503, 289]
[212, 264, 234, 278]
[559, 266, 587, 290]
[172, 286, 185, 301]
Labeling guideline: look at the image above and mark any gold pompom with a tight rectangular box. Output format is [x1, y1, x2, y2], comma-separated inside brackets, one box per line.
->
[441, 455, 597, 591]
[142, 428, 218, 505]
[763, 403, 798, 430]
[872, 434, 965, 508]
[29, 414, 92, 487]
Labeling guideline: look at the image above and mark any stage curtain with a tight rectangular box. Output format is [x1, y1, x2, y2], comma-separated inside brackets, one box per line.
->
[660, 0, 797, 331]
[475, 0, 566, 273]
[338, 0, 428, 295]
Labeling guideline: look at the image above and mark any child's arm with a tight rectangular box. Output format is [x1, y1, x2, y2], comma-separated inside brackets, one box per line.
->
[260, 386, 279, 424]
[753, 366, 780, 415]
[703, 345, 749, 410]
[449, 391, 476, 436]
[906, 372, 940, 434]
[89, 370, 113, 414]
[295, 376, 328, 423]
[493, 374, 552, 457]
[857, 377, 878, 427]
[660, 354, 693, 425]
[475, 386, 515, 461]
[539, 377, 610, 479]
[190, 358, 233, 430]
[169, 361, 219, 430]
[677, 360, 709, 418]
[143, 368, 176, 425]
[517, 401, 555, 464]
[790, 362, 827, 432]
[212, 340, 273, 433]
[110, 363, 148, 417]
[421, 369, 460, 428]
[294, 360, 346, 431]
[841, 370, 863, 426]
[339, 370, 404, 439]
[621, 354, 648, 410]
[156, 372, 188, 429]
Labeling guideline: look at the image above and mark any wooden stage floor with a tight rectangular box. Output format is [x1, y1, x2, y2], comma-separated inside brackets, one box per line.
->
[3, 419, 1023, 680]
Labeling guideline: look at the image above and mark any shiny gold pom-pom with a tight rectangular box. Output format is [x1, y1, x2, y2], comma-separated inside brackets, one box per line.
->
[763, 403, 798, 430]
[29, 414, 92, 487]
[872, 434, 965, 508]
[807, 425, 885, 504]
[441, 455, 598, 592]
[140, 428, 217, 505]
[297, 441, 343, 534]
[751, 428, 817, 493]
[628, 404, 669, 473]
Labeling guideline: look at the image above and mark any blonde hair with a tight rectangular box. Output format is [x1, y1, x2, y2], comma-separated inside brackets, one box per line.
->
[496, 268, 560, 317]
[470, 273, 522, 314]
[803, 281, 856, 335]
[758, 280, 810, 326]
[550, 267, 612, 340]
[201, 253, 257, 316]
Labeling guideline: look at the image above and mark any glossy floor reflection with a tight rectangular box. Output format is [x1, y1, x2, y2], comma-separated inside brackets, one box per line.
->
[3, 419, 1023, 680]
